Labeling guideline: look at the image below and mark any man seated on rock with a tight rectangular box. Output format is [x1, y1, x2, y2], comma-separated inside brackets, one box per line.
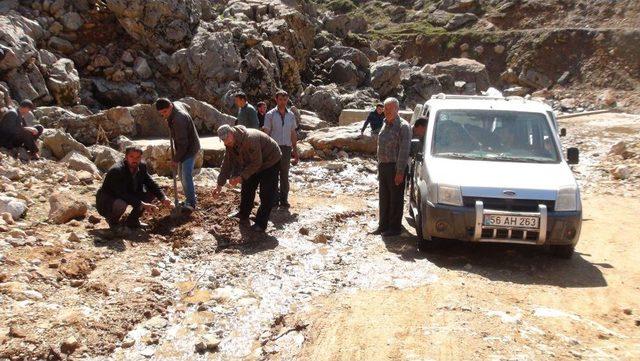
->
[213, 124, 282, 233]
[257, 101, 267, 129]
[96, 146, 173, 232]
[0, 100, 43, 160]
[360, 103, 385, 136]
[234, 92, 259, 129]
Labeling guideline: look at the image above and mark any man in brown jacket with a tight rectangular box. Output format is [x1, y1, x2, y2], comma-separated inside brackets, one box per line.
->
[213, 124, 282, 232]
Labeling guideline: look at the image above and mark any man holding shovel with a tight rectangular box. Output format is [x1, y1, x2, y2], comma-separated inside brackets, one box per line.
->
[155, 98, 201, 212]
[213, 125, 282, 233]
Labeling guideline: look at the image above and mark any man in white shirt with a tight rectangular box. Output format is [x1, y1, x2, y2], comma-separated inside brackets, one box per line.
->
[263, 90, 299, 208]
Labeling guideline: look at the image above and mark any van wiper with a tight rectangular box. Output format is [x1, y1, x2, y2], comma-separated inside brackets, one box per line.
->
[490, 156, 552, 163]
[437, 152, 483, 160]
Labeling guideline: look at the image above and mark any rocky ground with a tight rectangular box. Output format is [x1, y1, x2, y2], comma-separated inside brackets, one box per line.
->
[0, 112, 638, 360]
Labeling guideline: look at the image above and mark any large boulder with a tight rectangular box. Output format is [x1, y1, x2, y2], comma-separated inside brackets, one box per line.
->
[370, 59, 402, 99]
[172, 29, 241, 111]
[444, 13, 478, 31]
[317, 45, 370, 86]
[105, 0, 202, 52]
[324, 13, 368, 38]
[46, 58, 81, 106]
[200, 136, 226, 167]
[306, 123, 377, 154]
[239, 48, 280, 103]
[0, 195, 27, 221]
[90, 145, 123, 172]
[91, 78, 156, 107]
[296, 142, 316, 160]
[300, 84, 343, 124]
[401, 71, 444, 109]
[438, 0, 480, 13]
[423, 58, 490, 93]
[298, 111, 329, 131]
[61, 151, 100, 175]
[41, 128, 91, 159]
[328, 59, 359, 88]
[48, 190, 88, 224]
[178, 97, 236, 135]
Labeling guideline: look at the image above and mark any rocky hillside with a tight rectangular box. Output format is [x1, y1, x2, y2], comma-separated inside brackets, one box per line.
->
[1, 0, 639, 138]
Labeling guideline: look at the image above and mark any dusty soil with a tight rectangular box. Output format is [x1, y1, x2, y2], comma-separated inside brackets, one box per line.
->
[1, 112, 639, 360]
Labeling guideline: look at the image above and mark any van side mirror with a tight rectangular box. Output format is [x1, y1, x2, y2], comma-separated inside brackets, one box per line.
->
[560, 128, 567, 137]
[567, 147, 579, 164]
[410, 139, 423, 158]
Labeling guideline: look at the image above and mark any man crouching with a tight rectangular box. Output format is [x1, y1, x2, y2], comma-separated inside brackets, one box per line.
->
[96, 146, 173, 233]
[213, 125, 282, 233]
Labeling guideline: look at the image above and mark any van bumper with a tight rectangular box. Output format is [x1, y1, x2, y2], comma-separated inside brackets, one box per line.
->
[422, 202, 581, 246]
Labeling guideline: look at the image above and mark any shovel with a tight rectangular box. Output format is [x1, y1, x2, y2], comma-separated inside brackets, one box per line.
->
[169, 135, 183, 219]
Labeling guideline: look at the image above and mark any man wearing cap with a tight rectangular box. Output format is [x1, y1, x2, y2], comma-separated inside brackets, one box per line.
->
[263, 90, 299, 209]
[155, 98, 201, 211]
[0, 100, 43, 160]
[213, 124, 282, 233]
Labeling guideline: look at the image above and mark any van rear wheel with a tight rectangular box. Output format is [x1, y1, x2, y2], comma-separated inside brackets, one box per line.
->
[550, 244, 575, 259]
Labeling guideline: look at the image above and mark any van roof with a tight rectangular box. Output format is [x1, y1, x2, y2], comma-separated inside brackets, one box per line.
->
[425, 94, 553, 114]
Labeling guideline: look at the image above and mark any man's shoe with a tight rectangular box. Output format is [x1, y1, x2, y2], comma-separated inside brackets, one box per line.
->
[280, 202, 291, 209]
[125, 220, 148, 229]
[382, 229, 402, 237]
[239, 218, 250, 226]
[250, 224, 265, 233]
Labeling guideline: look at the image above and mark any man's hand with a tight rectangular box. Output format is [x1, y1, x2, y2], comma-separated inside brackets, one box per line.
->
[171, 161, 179, 170]
[394, 173, 405, 186]
[212, 185, 223, 198]
[161, 199, 174, 209]
[291, 151, 299, 166]
[229, 176, 243, 187]
[141, 202, 158, 212]
[26, 127, 38, 136]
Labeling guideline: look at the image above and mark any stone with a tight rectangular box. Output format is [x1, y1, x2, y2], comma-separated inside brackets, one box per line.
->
[121, 50, 134, 64]
[423, 58, 490, 92]
[298, 113, 329, 131]
[427, 10, 453, 27]
[494, 44, 506, 54]
[557, 71, 571, 85]
[401, 70, 443, 109]
[122, 338, 135, 348]
[48, 190, 89, 224]
[62, 12, 84, 31]
[8, 325, 27, 338]
[503, 86, 529, 97]
[61, 336, 80, 354]
[2, 212, 14, 224]
[313, 234, 329, 244]
[296, 142, 316, 160]
[92, 145, 122, 172]
[69, 232, 81, 243]
[560, 98, 577, 110]
[62, 151, 100, 174]
[151, 268, 161, 277]
[370, 59, 401, 98]
[41, 128, 91, 160]
[445, 13, 478, 30]
[0, 196, 27, 221]
[0, 281, 43, 301]
[300, 84, 343, 124]
[438, 0, 479, 13]
[49, 36, 74, 54]
[200, 137, 226, 167]
[306, 123, 377, 154]
[611, 165, 631, 180]
[329, 59, 359, 87]
[133, 57, 152, 79]
[609, 141, 627, 156]
[518, 68, 553, 89]
[599, 89, 617, 106]
[195, 335, 221, 352]
[299, 227, 309, 236]
[46, 58, 81, 105]
[131, 139, 204, 177]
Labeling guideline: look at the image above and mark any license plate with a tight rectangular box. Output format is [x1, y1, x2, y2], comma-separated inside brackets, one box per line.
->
[483, 215, 539, 229]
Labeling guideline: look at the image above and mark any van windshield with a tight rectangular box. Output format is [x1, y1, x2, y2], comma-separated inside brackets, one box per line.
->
[432, 109, 560, 163]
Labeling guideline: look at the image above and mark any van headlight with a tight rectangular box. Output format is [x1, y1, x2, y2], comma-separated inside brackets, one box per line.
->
[555, 186, 578, 212]
[437, 185, 463, 206]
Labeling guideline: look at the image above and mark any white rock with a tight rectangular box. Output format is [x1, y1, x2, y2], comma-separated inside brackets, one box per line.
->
[611, 165, 631, 180]
[0, 196, 27, 221]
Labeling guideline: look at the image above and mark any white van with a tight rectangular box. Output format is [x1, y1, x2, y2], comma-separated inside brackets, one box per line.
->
[408, 94, 582, 258]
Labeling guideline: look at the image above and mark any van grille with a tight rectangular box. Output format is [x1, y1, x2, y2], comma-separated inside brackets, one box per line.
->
[463, 197, 554, 212]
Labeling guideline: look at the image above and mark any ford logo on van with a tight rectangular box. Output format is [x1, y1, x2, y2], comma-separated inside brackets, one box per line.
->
[502, 190, 517, 197]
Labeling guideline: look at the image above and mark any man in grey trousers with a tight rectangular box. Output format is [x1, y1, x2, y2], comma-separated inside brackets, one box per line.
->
[372, 97, 412, 237]
[263, 89, 299, 208]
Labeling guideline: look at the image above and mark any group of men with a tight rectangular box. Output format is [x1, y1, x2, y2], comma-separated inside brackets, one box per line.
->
[95, 90, 301, 234]
[1, 89, 428, 239]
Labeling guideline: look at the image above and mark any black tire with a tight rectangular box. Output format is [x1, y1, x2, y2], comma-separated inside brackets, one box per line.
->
[550, 244, 575, 259]
[415, 200, 435, 252]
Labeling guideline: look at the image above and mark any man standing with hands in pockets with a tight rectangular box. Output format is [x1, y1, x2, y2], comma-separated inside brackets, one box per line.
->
[372, 97, 412, 237]
[263, 90, 299, 209]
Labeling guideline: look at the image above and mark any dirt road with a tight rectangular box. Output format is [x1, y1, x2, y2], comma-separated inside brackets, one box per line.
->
[1, 112, 638, 360]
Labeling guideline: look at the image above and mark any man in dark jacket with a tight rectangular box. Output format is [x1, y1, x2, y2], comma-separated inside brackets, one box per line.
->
[0, 100, 43, 159]
[96, 146, 173, 231]
[234, 92, 260, 129]
[213, 124, 282, 233]
[360, 103, 385, 135]
[155, 98, 201, 211]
